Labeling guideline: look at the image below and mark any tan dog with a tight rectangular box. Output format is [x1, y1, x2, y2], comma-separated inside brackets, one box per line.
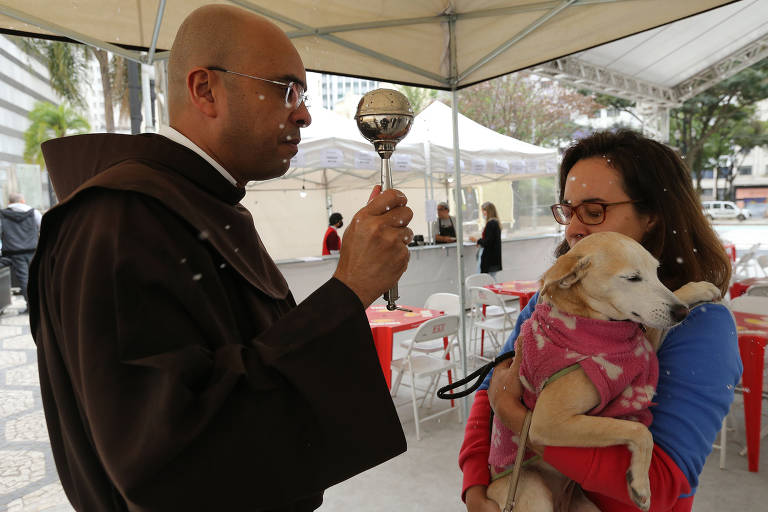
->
[487, 232, 721, 511]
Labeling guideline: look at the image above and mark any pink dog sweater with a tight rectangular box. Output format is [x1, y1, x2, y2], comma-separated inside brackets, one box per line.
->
[489, 303, 659, 478]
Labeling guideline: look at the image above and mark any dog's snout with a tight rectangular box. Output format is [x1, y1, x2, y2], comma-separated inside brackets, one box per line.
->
[670, 304, 689, 323]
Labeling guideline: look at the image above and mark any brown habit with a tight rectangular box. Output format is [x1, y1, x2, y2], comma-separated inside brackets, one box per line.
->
[30, 134, 406, 511]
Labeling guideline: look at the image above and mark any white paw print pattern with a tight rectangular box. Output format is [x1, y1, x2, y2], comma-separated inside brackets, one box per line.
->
[633, 338, 653, 361]
[531, 319, 548, 350]
[620, 385, 655, 410]
[592, 354, 624, 380]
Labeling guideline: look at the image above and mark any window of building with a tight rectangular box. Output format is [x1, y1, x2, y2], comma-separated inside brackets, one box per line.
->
[738, 165, 753, 176]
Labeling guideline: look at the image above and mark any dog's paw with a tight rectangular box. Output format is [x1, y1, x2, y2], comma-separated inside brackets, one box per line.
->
[675, 281, 721, 306]
[626, 469, 651, 511]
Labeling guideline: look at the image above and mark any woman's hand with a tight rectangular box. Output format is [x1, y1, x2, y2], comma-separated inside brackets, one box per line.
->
[469, 235, 478, 243]
[465, 485, 501, 512]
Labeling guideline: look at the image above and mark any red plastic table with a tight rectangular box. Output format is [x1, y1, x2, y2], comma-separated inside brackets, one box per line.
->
[366, 305, 443, 388]
[734, 310, 768, 472]
[730, 277, 768, 300]
[485, 280, 540, 309]
[722, 242, 737, 262]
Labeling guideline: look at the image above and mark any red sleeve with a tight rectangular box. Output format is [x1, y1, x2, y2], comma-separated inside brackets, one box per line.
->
[543, 444, 692, 511]
[458, 390, 492, 502]
[327, 231, 340, 251]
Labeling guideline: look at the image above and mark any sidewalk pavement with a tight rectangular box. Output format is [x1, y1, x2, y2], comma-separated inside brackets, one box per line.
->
[0, 296, 73, 512]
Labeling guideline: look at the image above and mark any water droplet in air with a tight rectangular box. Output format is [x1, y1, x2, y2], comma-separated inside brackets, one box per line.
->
[180, 258, 187, 264]
[259, 94, 265, 100]
[676, 257, 684, 264]
[225, 225, 231, 230]
[198, 230, 210, 240]
[665, 370, 671, 375]
[279, 123, 285, 129]
[220, 263, 226, 269]
[672, 230, 677, 235]
[234, 248, 240, 253]
[192, 274, 202, 281]
[286, 135, 292, 141]
[693, 248, 697, 253]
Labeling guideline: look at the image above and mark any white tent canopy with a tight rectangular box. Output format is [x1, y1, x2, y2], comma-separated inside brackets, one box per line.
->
[249, 101, 558, 192]
[0, 1, 736, 90]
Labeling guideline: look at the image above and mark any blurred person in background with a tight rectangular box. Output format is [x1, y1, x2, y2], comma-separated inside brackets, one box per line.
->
[432, 201, 457, 244]
[0, 193, 42, 313]
[470, 201, 502, 278]
[322, 212, 343, 255]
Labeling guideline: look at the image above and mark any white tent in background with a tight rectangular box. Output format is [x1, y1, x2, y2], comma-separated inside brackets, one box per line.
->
[408, 101, 558, 185]
[250, 107, 427, 192]
[249, 101, 558, 193]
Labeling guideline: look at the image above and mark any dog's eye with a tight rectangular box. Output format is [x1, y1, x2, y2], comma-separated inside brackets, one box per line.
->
[625, 275, 642, 282]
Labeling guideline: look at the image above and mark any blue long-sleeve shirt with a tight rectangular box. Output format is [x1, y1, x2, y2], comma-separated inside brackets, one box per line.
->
[479, 292, 741, 495]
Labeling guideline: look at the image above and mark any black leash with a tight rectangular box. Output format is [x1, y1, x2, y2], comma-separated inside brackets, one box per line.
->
[436, 350, 516, 400]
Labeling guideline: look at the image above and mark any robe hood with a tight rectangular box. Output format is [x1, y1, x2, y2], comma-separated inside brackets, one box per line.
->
[40, 133, 290, 299]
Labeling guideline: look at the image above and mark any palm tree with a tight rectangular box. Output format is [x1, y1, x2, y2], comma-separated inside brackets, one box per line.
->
[23, 102, 90, 167]
[16, 37, 126, 132]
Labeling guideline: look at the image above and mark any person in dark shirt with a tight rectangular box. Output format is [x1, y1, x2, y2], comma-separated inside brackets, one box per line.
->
[0, 193, 42, 313]
[470, 201, 502, 278]
[432, 201, 457, 243]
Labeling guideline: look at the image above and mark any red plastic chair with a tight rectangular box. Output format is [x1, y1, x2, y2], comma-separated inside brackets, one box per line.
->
[738, 333, 767, 472]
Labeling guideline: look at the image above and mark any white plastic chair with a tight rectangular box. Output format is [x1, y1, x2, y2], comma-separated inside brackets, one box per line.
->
[757, 254, 768, 277]
[390, 315, 462, 440]
[746, 283, 768, 297]
[731, 295, 768, 314]
[400, 294, 461, 355]
[733, 244, 763, 280]
[424, 293, 461, 316]
[468, 286, 518, 360]
[465, 273, 499, 313]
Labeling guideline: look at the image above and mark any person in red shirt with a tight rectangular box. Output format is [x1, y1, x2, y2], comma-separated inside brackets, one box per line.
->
[322, 212, 343, 255]
[459, 130, 739, 512]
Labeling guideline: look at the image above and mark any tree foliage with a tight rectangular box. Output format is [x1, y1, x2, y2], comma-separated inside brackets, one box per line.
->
[396, 85, 440, 114]
[16, 38, 88, 109]
[670, 58, 768, 192]
[24, 102, 90, 167]
[15, 36, 128, 132]
[456, 72, 601, 147]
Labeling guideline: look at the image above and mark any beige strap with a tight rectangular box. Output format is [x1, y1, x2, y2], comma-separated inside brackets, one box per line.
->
[503, 410, 533, 512]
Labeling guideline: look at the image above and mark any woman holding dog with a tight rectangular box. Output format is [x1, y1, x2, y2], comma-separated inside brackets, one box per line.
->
[460, 130, 741, 512]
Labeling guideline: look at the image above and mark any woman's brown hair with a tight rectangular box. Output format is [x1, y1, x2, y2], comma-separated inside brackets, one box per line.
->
[481, 201, 499, 221]
[554, 130, 731, 295]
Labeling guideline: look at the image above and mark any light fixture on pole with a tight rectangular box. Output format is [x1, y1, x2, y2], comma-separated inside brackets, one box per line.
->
[299, 179, 307, 198]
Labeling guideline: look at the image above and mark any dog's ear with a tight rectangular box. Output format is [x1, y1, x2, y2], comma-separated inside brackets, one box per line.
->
[543, 253, 592, 291]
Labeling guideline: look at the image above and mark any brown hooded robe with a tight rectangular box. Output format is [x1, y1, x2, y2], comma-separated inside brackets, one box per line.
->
[30, 133, 406, 512]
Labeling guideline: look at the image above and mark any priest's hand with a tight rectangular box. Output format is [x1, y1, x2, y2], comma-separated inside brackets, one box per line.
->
[333, 185, 413, 308]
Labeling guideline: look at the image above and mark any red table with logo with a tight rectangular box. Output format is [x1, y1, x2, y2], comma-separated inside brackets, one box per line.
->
[734, 310, 768, 472]
[484, 280, 540, 309]
[366, 305, 443, 388]
[730, 277, 768, 300]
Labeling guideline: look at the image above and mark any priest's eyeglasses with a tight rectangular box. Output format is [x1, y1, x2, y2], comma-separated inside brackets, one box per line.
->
[550, 200, 639, 226]
[206, 66, 309, 111]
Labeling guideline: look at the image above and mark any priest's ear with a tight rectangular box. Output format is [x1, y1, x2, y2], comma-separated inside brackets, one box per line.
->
[186, 67, 219, 118]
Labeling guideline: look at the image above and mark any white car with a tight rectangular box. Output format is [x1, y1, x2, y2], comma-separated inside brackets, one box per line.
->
[701, 200, 751, 221]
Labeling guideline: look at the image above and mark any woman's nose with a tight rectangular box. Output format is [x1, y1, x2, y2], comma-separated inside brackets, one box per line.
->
[565, 217, 589, 241]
